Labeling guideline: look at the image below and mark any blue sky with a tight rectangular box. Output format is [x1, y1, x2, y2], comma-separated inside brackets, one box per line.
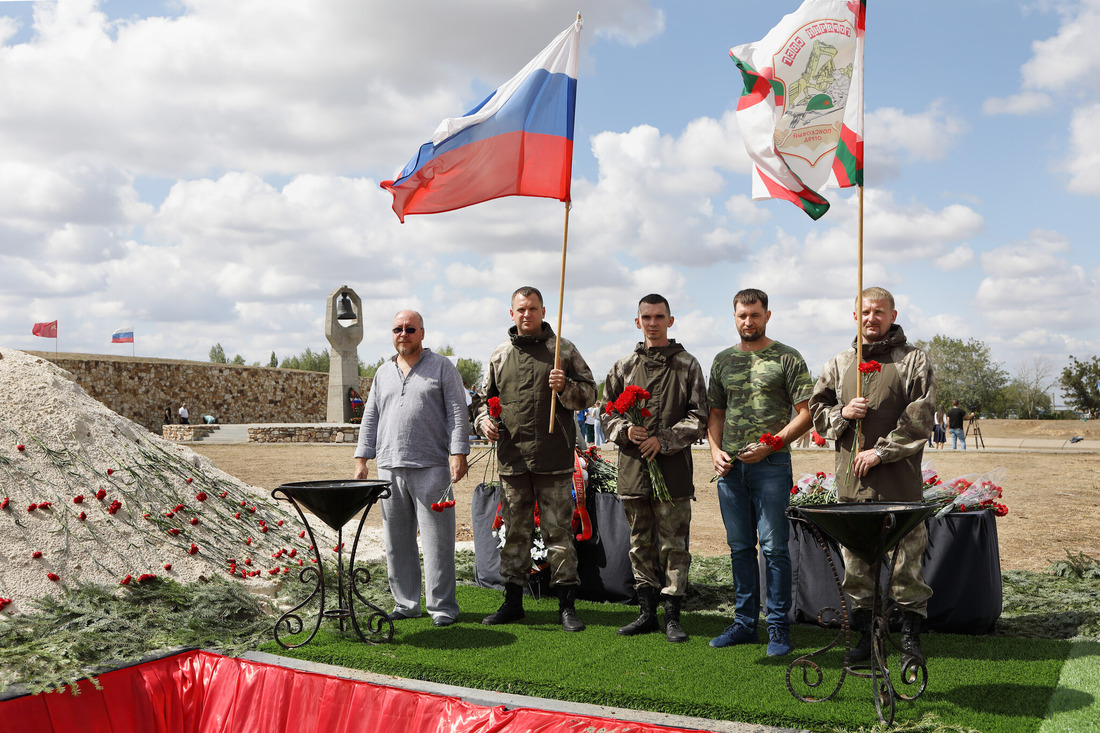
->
[2, 0, 1095, 402]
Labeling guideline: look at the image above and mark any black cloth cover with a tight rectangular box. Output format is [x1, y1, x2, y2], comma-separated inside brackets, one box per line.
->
[470, 483, 635, 604]
[785, 509, 1002, 634]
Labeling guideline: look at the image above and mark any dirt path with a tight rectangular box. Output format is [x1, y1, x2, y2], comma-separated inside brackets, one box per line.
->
[194, 419, 1100, 572]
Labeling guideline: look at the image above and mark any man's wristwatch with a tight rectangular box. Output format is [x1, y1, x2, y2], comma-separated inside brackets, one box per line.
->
[873, 446, 885, 461]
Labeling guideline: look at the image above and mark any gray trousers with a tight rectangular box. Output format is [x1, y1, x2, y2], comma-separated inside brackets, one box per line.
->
[378, 465, 458, 622]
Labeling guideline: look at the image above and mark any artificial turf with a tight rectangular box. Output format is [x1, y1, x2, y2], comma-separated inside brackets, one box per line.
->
[259, 585, 1070, 733]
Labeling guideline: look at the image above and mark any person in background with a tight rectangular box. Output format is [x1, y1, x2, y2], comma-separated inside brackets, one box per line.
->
[178, 403, 189, 425]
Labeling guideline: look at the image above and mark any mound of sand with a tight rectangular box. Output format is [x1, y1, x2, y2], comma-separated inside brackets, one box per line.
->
[0, 348, 379, 615]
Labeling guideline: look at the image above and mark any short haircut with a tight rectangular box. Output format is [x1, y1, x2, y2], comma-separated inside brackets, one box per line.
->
[638, 293, 671, 315]
[511, 286, 543, 306]
[393, 310, 424, 329]
[857, 287, 895, 311]
[733, 288, 768, 311]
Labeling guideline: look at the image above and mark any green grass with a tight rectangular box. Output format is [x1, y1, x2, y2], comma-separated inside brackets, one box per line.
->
[260, 584, 1070, 733]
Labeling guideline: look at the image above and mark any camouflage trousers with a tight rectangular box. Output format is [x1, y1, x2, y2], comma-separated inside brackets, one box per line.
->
[622, 496, 692, 597]
[499, 472, 579, 587]
[841, 522, 931, 616]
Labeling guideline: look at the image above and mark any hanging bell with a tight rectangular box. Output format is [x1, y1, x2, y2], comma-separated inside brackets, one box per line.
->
[336, 292, 356, 322]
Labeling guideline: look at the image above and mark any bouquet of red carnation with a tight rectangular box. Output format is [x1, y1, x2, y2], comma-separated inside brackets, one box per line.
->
[839, 359, 882, 492]
[606, 385, 670, 501]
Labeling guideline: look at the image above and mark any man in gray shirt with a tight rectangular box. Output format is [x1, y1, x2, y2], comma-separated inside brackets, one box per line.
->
[354, 310, 469, 626]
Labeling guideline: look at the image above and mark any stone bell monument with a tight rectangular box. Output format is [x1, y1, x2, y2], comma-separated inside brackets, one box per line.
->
[325, 285, 363, 423]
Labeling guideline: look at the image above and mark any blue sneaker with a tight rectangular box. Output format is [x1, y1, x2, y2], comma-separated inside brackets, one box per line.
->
[766, 625, 793, 656]
[709, 623, 759, 648]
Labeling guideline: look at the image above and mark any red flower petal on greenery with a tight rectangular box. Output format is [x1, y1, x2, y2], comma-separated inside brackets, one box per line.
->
[168, 528, 180, 536]
[186, 478, 193, 484]
[120, 575, 132, 585]
[188, 544, 199, 555]
[78, 511, 86, 521]
[234, 512, 241, 519]
[190, 517, 199, 525]
[246, 537, 252, 545]
[139, 574, 155, 583]
[219, 491, 227, 498]
[195, 492, 207, 502]
[260, 526, 268, 533]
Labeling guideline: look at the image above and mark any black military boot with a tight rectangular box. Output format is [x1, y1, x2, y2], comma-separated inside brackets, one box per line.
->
[482, 582, 525, 625]
[618, 586, 660, 636]
[558, 585, 586, 632]
[663, 595, 688, 643]
[900, 610, 924, 670]
[847, 608, 873, 666]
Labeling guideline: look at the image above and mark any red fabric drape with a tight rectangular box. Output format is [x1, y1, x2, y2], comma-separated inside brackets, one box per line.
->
[1, 650, 710, 733]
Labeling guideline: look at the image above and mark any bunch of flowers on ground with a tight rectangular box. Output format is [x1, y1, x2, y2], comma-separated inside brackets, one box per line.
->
[789, 471, 837, 506]
[582, 446, 618, 493]
[923, 465, 1008, 517]
[605, 385, 670, 501]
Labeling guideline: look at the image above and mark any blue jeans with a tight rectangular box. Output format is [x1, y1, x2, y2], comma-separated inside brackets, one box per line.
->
[716, 452, 793, 631]
[949, 427, 966, 450]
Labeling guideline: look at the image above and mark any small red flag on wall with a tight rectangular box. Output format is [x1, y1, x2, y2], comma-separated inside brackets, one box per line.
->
[32, 321, 58, 338]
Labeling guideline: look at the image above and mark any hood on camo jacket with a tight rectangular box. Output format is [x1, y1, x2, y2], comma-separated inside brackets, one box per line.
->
[808, 324, 935, 502]
[601, 341, 707, 499]
[476, 323, 596, 476]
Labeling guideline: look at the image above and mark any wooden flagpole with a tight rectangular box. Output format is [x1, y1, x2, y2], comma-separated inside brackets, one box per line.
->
[854, 2, 867, 452]
[548, 201, 571, 433]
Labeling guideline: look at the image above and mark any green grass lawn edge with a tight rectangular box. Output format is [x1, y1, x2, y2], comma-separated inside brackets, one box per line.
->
[261, 584, 1071, 733]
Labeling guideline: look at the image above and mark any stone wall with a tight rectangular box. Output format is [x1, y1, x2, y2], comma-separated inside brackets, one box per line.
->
[247, 425, 360, 444]
[28, 352, 370, 434]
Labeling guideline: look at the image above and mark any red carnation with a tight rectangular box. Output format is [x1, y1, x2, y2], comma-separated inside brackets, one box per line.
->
[139, 573, 156, 583]
[27, 503, 37, 512]
[260, 525, 268, 533]
[73, 495, 84, 504]
[107, 500, 122, 515]
[0, 598, 12, 611]
[190, 517, 199, 525]
[195, 492, 207, 502]
[605, 401, 615, 415]
[38, 501, 52, 509]
[0, 497, 8, 510]
[174, 504, 185, 512]
[488, 396, 503, 418]
[246, 537, 252, 545]
[277, 519, 283, 526]
[640, 408, 652, 418]
[106, 468, 114, 476]
[234, 512, 241, 519]
[186, 477, 193, 484]
[31, 551, 43, 559]
[120, 575, 132, 585]
[168, 528, 180, 536]
[47, 572, 60, 582]
[299, 530, 305, 538]
[16, 444, 25, 452]
[858, 360, 883, 374]
[164, 563, 172, 571]
[78, 511, 86, 521]
[188, 543, 199, 555]
[219, 491, 227, 498]
[95, 489, 107, 500]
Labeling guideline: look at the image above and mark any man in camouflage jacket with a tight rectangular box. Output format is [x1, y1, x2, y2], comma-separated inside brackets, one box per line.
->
[808, 287, 935, 669]
[476, 286, 597, 632]
[602, 294, 707, 643]
[706, 289, 813, 658]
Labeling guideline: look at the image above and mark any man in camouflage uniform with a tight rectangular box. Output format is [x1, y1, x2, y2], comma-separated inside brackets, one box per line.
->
[476, 286, 597, 632]
[602, 294, 707, 643]
[809, 287, 935, 669]
[706, 289, 813, 657]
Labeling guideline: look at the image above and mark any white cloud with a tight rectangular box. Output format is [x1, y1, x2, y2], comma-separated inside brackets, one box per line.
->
[982, 91, 1052, 116]
[934, 245, 975, 271]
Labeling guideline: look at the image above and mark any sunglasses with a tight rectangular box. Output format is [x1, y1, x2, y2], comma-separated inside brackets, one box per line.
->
[392, 326, 420, 334]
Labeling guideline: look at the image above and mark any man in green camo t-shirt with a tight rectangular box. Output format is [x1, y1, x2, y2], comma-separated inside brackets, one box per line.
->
[706, 288, 813, 657]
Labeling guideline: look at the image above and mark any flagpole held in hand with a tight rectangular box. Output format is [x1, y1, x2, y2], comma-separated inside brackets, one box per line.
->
[549, 201, 571, 434]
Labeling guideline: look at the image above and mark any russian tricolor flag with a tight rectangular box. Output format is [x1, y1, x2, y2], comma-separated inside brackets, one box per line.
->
[111, 326, 134, 344]
[381, 19, 581, 222]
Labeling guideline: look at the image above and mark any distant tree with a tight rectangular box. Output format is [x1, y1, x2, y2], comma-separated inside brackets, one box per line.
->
[360, 356, 385, 379]
[279, 347, 330, 373]
[915, 335, 1008, 413]
[209, 343, 227, 363]
[1059, 355, 1100, 414]
[1009, 357, 1055, 418]
[1001, 378, 1052, 418]
[268, 351, 278, 368]
[456, 358, 483, 389]
[231, 354, 246, 365]
[437, 344, 455, 356]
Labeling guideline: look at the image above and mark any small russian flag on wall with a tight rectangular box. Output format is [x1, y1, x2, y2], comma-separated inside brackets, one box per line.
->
[111, 326, 134, 343]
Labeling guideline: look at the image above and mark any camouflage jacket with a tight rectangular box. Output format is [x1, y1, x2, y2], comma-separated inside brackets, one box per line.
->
[476, 323, 596, 476]
[706, 340, 813, 455]
[808, 324, 935, 502]
[601, 341, 707, 499]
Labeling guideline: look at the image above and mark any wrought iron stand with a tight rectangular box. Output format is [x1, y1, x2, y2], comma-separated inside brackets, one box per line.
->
[271, 479, 393, 648]
[786, 503, 938, 725]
